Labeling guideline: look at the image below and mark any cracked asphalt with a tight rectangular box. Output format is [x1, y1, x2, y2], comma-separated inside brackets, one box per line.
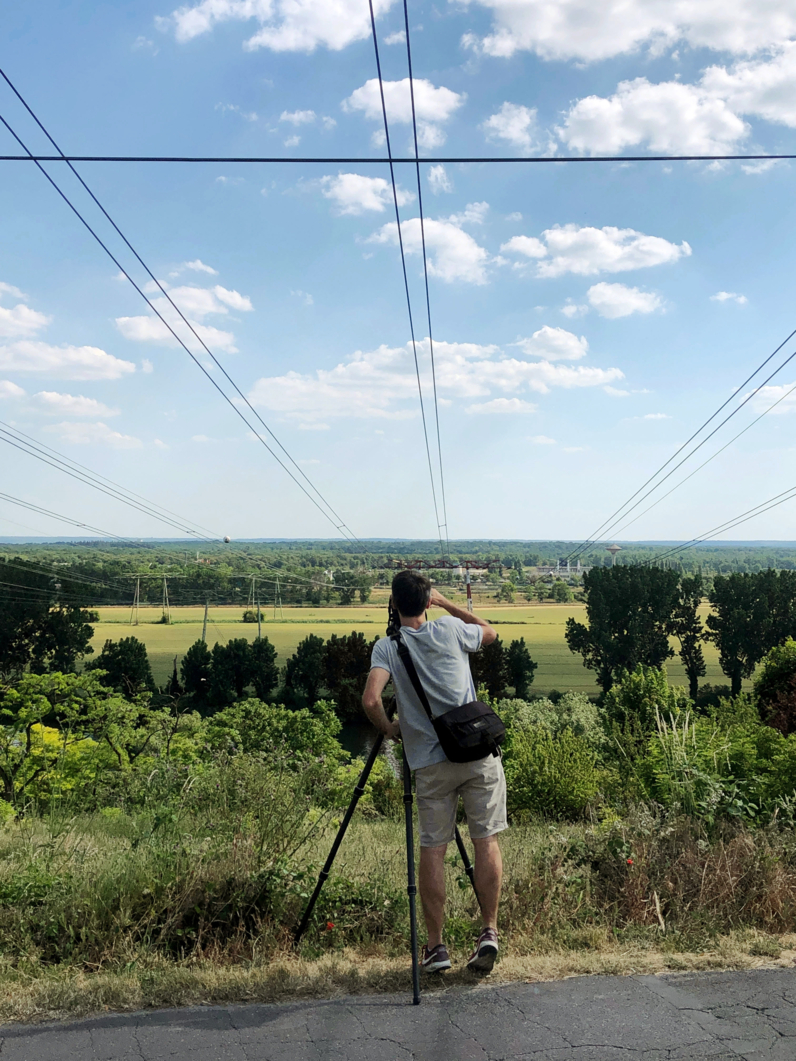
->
[1, 968, 795, 1060]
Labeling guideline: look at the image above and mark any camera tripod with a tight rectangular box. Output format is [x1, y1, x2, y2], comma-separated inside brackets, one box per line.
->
[293, 722, 480, 1006]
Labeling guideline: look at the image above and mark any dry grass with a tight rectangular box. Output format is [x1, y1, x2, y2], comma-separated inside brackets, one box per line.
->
[1, 932, 794, 1025]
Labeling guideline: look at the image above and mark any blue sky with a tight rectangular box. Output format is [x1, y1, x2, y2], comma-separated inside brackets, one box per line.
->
[3, 0, 796, 543]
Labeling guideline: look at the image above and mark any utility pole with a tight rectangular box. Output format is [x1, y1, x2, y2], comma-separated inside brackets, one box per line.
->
[465, 568, 473, 612]
[162, 576, 170, 624]
[130, 577, 139, 626]
[256, 584, 261, 639]
[274, 576, 283, 620]
[202, 599, 208, 644]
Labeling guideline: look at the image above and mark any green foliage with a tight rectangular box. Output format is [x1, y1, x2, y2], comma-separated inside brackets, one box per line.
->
[206, 698, 345, 764]
[180, 639, 211, 701]
[552, 580, 573, 603]
[496, 581, 515, 603]
[470, 636, 509, 699]
[86, 637, 156, 695]
[0, 558, 97, 677]
[208, 638, 253, 706]
[504, 726, 603, 820]
[671, 573, 706, 700]
[322, 631, 375, 720]
[565, 566, 681, 691]
[249, 637, 279, 701]
[499, 692, 605, 751]
[753, 638, 796, 734]
[284, 633, 325, 708]
[506, 637, 537, 699]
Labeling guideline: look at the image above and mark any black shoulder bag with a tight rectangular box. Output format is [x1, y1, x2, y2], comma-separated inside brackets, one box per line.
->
[392, 631, 505, 763]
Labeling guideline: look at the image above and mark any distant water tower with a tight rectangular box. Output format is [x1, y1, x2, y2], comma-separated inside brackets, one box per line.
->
[606, 544, 621, 566]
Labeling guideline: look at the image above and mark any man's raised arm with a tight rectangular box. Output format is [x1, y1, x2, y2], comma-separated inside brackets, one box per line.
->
[428, 589, 497, 645]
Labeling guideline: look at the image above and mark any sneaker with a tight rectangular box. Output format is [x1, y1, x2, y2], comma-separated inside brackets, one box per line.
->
[467, 927, 499, 972]
[421, 943, 451, 972]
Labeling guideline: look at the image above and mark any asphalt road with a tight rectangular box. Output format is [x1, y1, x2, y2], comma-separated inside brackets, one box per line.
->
[2, 968, 795, 1060]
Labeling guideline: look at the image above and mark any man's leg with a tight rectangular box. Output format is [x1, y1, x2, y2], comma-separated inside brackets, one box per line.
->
[472, 834, 502, 930]
[418, 843, 448, 948]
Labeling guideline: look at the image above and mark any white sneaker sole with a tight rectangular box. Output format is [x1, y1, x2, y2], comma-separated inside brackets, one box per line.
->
[467, 945, 498, 972]
[421, 958, 452, 973]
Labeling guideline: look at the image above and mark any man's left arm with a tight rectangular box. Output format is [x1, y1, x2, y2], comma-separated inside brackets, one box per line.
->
[362, 667, 401, 740]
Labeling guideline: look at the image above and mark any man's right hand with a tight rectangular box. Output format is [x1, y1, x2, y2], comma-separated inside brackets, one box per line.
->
[429, 588, 449, 609]
[383, 719, 402, 741]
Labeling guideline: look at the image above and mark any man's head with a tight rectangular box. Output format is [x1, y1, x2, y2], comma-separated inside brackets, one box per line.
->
[391, 569, 431, 619]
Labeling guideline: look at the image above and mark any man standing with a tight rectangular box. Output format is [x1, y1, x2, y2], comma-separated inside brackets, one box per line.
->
[362, 569, 507, 973]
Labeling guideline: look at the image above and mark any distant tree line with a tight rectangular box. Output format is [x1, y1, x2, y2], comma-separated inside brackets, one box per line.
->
[565, 566, 796, 700]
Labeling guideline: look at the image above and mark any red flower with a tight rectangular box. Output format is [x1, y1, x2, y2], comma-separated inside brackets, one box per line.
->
[626, 858, 634, 865]
[327, 921, 335, 930]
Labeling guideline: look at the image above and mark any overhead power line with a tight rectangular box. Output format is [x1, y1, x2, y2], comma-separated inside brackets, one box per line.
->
[1, 154, 794, 164]
[367, 0, 445, 559]
[0, 69, 362, 550]
[0, 491, 143, 543]
[402, 0, 450, 556]
[566, 326, 796, 561]
[644, 485, 796, 566]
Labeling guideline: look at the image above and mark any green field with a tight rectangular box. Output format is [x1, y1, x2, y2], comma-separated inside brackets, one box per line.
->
[91, 603, 733, 694]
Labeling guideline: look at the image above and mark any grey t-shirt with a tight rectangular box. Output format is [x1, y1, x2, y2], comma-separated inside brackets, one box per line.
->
[370, 615, 483, 770]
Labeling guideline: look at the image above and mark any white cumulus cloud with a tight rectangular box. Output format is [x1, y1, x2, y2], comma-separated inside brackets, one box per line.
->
[458, 0, 796, 62]
[587, 282, 663, 318]
[343, 78, 465, 149]
[466, 397, 537, 414]
[280, 108, 316, 124]
[0, 303, 52, 339]
[711, 290, 748, 304]
[746, 383, 796, 414]
[161, 0, 396, 52]
[44, 421, 143, 448]
[180, 259, 219, 275]
[501, 224, 691, 277]
[529, 434, 556, 444]
[0, 342, 135, 380]
[320, 173, 413, 215]
[33, 391, 121, 418]
[513, 326, 588, 360]
[0, 380, 25, 400]
[428, 165, 452, 193]
[482, 102, 539, 153]
[557, 77, 749, 155]
[247, 336, 622, 426]
[115, 282, 251, 353]
[368, 216, 491, 284]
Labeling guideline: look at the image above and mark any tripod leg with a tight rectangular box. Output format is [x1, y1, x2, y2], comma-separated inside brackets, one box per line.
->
[402, 753, 421, 1006]
[294, 732, 384, 945]
[454, 826, 482, 912]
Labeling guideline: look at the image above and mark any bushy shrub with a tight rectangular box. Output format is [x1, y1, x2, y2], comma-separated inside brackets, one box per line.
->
[499, 692, 605, 751]
[754, 638, 796, 734]
[206, 698, 345, 765]
[504, 726, 604, 820]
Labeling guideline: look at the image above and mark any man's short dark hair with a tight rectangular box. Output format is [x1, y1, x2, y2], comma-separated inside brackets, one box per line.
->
[392, 570, 431, 618]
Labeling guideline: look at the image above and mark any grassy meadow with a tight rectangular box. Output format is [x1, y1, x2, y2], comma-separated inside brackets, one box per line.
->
[91, 601, 733, 694]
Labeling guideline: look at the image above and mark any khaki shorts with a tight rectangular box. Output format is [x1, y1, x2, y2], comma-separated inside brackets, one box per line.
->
[414, 755, 508, 848]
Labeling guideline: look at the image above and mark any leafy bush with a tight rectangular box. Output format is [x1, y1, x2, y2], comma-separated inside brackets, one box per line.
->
[504, 726, 604, 820]
[499, 692, 605, 751]
[206, 698, 345, 764]
[754, 638, 796, 734]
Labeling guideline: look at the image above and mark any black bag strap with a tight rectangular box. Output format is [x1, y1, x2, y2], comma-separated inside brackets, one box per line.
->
[392, 631, 435, 723]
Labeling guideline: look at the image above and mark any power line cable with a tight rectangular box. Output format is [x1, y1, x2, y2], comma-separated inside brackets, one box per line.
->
[609, 377, 796, 541]
[402, 0, 450, 556]
[642, 485, 796, 566]
[0, 425, 216, 540]
[0, 421, 350, 586]
[0, 71, 362, 549]
[0, 491, 143, 543]
[0, 419, 220, 540]
[367, 0, 445, 558]
[2, 153, 796, 164]
[566, 327, 796, 562]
